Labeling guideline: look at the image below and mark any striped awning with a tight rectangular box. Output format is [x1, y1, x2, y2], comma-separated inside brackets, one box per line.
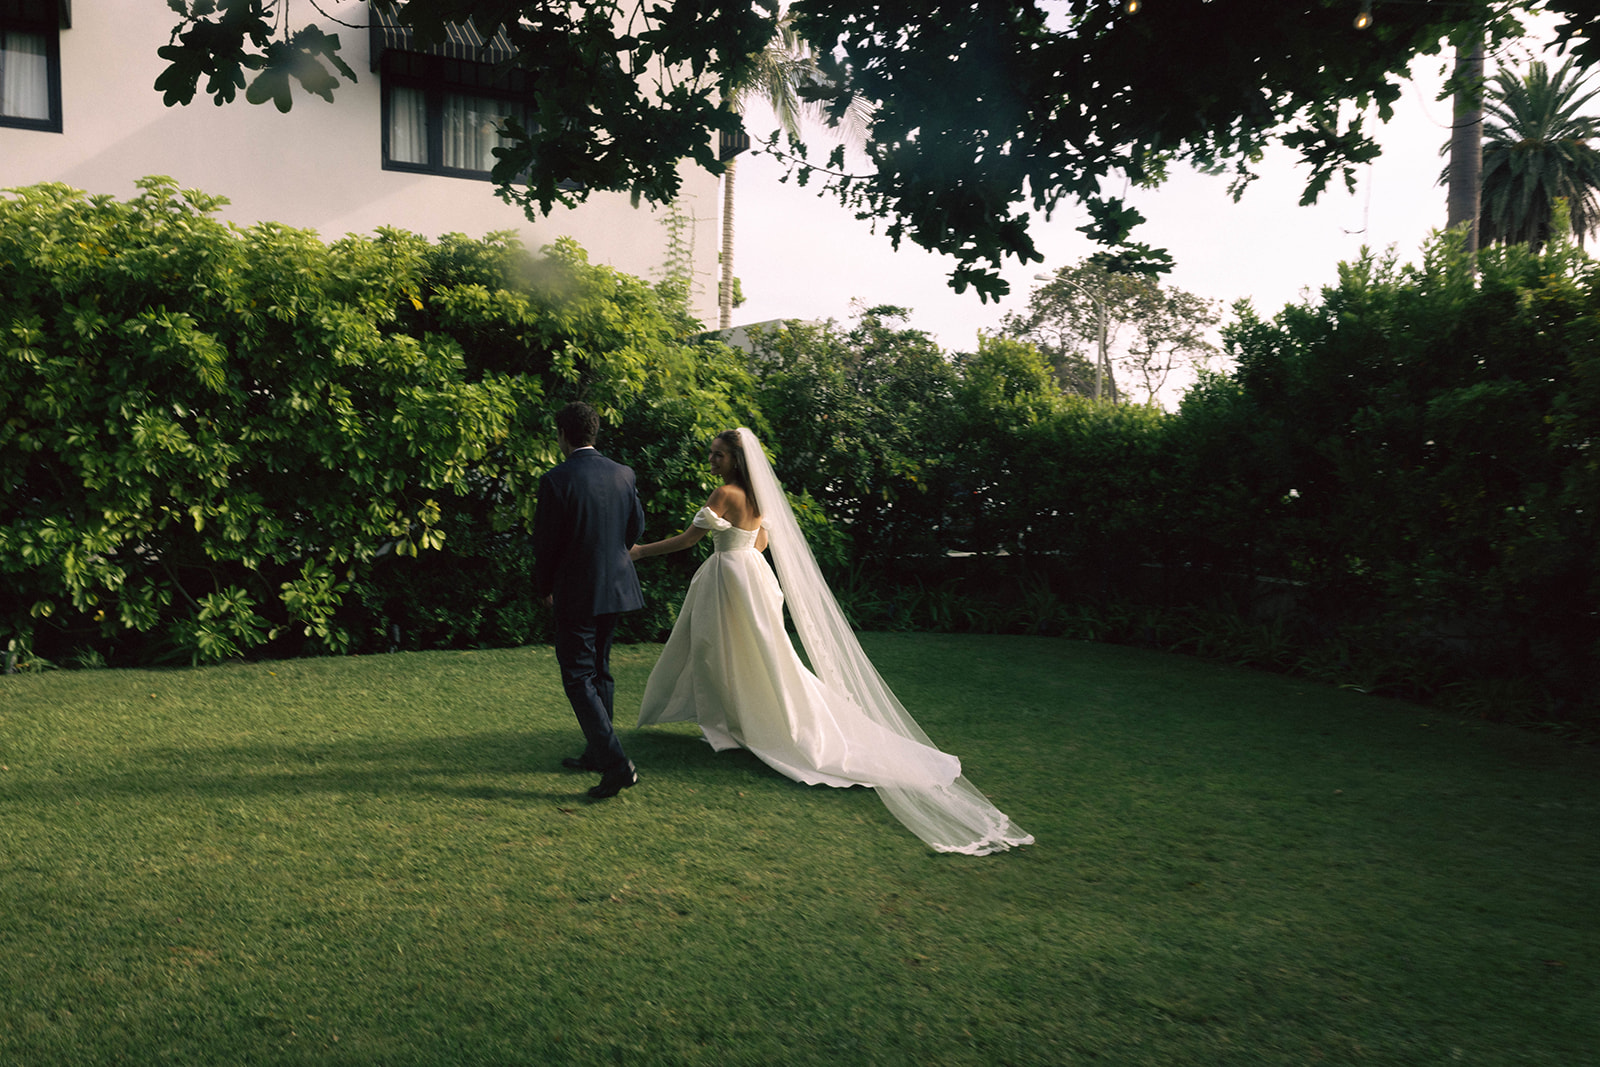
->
[719, 127, 750, 163]
[0, 0, 70, 27]
[368, 5, 517, 72]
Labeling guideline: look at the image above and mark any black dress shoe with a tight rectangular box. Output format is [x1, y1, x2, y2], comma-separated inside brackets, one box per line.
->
[562, 755, 601, 772]
[588, 760, 638, 799]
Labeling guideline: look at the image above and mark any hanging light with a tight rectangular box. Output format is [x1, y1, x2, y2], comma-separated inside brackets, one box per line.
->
[1124, 0, 1142, 13]
[1354, 0, 1372, 29]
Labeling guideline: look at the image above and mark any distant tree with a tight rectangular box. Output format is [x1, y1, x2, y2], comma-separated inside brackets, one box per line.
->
[1471, 58, 1600, 251]
[155, 0, 1599, 298]
[1002, 262, 1221, 405]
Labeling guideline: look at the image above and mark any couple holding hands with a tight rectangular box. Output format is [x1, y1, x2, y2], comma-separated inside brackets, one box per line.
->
[532, 402, 1030, 855]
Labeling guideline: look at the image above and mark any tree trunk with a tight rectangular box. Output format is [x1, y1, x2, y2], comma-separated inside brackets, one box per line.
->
[1447, 33, 1484, 255]
[719, 156, 738, 330]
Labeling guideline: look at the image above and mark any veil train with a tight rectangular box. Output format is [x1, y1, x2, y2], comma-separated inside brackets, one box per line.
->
[735, 428, 1033, 856]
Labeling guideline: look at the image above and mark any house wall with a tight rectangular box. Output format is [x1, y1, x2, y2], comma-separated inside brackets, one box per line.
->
[0, 1, 722, 323]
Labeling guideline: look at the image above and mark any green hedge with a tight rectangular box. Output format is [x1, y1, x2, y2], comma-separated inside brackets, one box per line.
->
[5, 181, 1596, 732]
[1168, 233, 1599, 726]
[739, 240, 1599, 730]
[1, 178, 752, 665]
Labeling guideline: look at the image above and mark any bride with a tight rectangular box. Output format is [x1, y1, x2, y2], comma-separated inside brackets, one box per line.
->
[630, 429, 1032, 856]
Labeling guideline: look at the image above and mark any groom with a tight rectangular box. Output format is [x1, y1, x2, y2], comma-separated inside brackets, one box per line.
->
[532, 401, 645, 799]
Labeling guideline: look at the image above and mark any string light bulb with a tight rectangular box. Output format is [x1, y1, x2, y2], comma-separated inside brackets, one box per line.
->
[1354, 0, 1372, 29]
[1124, 0, 1141, 13]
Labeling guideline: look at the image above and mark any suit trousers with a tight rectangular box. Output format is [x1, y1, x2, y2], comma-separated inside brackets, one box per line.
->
[554, 610, 628, 771]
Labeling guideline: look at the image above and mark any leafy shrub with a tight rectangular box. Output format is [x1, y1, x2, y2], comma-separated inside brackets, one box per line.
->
[6, 182, 1597, 739]
[0, 179, 752, 663]
[1178, 229, 1600, 728]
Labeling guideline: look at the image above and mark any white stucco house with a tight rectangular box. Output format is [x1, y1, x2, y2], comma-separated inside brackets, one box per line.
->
[0, 0, 726, 323]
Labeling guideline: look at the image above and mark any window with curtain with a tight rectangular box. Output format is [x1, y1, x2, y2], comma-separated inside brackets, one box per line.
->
[381, 52, 534, 181]
[0, 22, 60, 131]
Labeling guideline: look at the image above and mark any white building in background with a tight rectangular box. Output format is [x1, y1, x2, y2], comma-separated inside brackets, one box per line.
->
[0, 0, 726, 323]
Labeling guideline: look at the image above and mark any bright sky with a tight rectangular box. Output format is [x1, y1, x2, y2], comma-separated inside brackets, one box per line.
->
[725, 20, 1564, 378]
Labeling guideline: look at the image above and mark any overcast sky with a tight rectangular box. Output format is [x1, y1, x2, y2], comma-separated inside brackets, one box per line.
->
[721, 19, 1566, 380]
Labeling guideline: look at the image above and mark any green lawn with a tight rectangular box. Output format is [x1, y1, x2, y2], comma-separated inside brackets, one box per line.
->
[1, 635, 1594, 1065]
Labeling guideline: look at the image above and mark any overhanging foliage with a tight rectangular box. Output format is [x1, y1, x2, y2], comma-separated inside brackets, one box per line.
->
[155, 1, 1600, 299]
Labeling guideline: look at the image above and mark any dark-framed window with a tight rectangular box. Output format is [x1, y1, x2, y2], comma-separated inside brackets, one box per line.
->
[0, 0, 65, 133]
[379, 50, 533, 181]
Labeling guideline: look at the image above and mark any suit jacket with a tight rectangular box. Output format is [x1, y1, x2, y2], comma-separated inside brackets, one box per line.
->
[532, 448, 646, 618]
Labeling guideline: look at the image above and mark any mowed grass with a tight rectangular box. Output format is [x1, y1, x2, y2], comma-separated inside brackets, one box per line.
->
[0, 634, 1595, 1066]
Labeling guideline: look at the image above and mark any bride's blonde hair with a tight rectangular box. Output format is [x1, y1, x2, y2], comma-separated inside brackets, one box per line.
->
[715, 429, 758, 515]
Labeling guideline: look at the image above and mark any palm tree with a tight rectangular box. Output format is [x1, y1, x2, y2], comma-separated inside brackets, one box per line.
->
[717, 17, 871, 330]
[1475, 58, 1600, 252]
[1445, 32, 1483, 255]
[718, 20, 818, 330]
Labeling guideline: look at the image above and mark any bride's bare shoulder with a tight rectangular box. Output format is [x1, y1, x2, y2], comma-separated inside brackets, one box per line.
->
[708, 484, 760, 529]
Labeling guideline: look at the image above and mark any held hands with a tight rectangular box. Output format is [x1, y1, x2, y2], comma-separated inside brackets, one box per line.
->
[630, 525, 702, 562]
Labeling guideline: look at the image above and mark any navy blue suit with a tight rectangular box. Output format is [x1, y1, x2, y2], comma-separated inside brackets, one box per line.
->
[532, 448, 646, 771]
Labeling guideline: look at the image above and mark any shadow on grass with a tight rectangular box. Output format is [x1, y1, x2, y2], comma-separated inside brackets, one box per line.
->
[7, 724, 798, 808]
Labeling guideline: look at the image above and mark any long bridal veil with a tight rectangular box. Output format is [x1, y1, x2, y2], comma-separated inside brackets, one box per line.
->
[736, 428, 1033, 856]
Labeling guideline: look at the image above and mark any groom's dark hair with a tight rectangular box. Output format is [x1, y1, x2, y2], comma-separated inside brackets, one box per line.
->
[555, 401, 600, 447]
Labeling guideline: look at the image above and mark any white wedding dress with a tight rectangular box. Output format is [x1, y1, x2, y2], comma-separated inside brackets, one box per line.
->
[638, 508, 964, 789]
[636, 430, 1032, 855]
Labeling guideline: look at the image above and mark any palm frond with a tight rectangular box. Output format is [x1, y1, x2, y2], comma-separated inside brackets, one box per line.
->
[1474, 58, 1600, 250]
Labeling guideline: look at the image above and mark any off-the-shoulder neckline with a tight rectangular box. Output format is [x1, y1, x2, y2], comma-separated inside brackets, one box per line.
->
[698, 505, 762, 533]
